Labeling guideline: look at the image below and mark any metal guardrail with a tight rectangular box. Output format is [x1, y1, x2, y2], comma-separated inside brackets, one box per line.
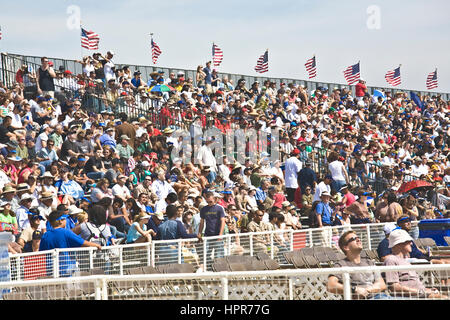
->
[8, 222, 394, 281]
[4, 52, 450, 100]
[1, 264, 450, 300]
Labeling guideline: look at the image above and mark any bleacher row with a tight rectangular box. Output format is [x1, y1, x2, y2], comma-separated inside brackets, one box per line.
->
[3, 236, 450, 300]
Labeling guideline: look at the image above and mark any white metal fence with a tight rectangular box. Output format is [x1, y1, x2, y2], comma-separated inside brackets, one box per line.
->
[7, 222, 403, 281]
[1, 264, 449, 300]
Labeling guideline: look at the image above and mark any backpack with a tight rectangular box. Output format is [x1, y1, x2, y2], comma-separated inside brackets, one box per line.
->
[85, 222, 108, 247]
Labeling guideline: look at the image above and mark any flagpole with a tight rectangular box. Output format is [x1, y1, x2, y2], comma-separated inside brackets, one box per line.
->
[80, 22, 83, 60]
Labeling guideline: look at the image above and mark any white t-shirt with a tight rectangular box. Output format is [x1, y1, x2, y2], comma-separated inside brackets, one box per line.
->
[313, 181, 331, 203]
[104, 61, 116, 82]
[284, 156, 303, 189]
[328, 160, 346, 181]
[35, 132, 48, 153]
[112, 184, 131, 199]
[197, 145, 217, 171]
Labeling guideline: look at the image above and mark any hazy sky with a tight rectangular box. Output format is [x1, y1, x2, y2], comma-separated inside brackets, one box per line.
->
[1, 0, 449, 92]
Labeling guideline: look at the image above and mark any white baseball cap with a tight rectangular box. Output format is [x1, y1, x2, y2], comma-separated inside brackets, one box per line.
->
[383, 223, 397, 235]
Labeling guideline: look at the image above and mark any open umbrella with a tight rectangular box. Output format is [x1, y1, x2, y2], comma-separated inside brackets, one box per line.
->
[149, 84, 175, 92]
[397, 180, 434, 194]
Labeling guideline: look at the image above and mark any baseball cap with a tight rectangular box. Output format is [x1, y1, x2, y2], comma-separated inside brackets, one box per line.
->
[154, 212, 164, 220]
[383, 223, 398, 235]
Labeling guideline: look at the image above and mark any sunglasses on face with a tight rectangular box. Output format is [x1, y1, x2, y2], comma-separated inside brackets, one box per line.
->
[345, 236, 360, 245]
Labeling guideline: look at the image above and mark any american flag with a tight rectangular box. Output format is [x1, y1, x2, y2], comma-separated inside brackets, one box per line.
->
[426, 69, 438, 90]
[0, 26, 2, 40]
[212, 43, 223, 67]
[255, 50, 269, 73]
[81, 28, 100, 50]
[151, 39, 162, 64]
[385, 66, 401, 86]
[343, 62, 360, 85]
[305, 55, 317, 79]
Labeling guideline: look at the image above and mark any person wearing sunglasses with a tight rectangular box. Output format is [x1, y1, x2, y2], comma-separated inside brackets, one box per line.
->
[327, 230, 390, 300]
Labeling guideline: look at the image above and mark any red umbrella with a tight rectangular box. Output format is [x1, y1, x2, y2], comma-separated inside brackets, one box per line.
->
[397, 180, 434, 194]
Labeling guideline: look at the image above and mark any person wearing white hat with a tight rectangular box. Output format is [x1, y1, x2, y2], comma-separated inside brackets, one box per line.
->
[384, 229, 448, 299]
[376, 223, 399, 262]
[315, 191, 333, 228]
[16, 193, 34, 231]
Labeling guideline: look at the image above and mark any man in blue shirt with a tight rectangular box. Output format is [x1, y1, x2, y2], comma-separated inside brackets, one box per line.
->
[316, 191, 333, 227]
[99, 127, 116, 149]
[156, 205, 200, 264]
[130, 71, 143, 88]
[40, 211, 101, 277]
[298, 160, 317, 194]
[198, 192, 225, 265]
[255, 179, 270, 206]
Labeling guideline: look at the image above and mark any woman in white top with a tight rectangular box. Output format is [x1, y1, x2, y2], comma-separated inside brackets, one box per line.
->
[72, 205, 115, 246]
[327, 152, 349, 193]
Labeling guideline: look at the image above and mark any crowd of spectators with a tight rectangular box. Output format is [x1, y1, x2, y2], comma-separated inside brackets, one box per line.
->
[0, 51, 449, 262]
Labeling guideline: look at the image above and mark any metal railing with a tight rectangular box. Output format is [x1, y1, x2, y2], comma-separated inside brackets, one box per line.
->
[1, 264, 450, 300]
[8, 222, 397, 281]
[4, 52, 450, 100]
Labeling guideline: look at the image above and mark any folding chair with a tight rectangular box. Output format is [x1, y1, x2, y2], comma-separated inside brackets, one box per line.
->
[303, 255, 321, 268]
[251, 260, 268, 271]
[263, 259, 280, 270]
[212, 261, 230, 272]
[283, 251, 296, 265]
[300, 247, 315, 256]
[226, 255, 247, 264]
[256, 252, 270, 261]
[229, 263, 248, 272]
[314, 251, 333, 267]
[292, 255, 306, 269]
[141, 266, 161, 274]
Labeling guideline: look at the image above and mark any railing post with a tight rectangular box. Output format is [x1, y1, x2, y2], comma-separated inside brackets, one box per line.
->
[151, 241, 155, 267]
[270, 233, 274, 259]
[178, 241, 182, 264]
[342, 271, 352, 301]
[53, 250, 58, 278]
[221, 277, 229, 300]
[203, 238, 207, 269]
[308, 229, 313, 247]
[249, 234, 254, 256]
[14, 256, 21, 282]
[89, 248, 94, 270]
[119, 247, 123, 276]
[289, 230, 294, 251]
[366, 225, 372, 250]
[288, 277, 294, 300]
[147, 242, 151, 266]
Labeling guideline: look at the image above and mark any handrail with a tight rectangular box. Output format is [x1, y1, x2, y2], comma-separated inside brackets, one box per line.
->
[2, 263, 450, 300]
[5, 52, 450, 99]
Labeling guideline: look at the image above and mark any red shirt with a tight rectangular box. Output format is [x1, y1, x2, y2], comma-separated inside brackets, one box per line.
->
[355, 83, 366, 97]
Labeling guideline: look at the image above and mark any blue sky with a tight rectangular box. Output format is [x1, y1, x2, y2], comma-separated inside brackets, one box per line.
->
[1, 0, 449, 92]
